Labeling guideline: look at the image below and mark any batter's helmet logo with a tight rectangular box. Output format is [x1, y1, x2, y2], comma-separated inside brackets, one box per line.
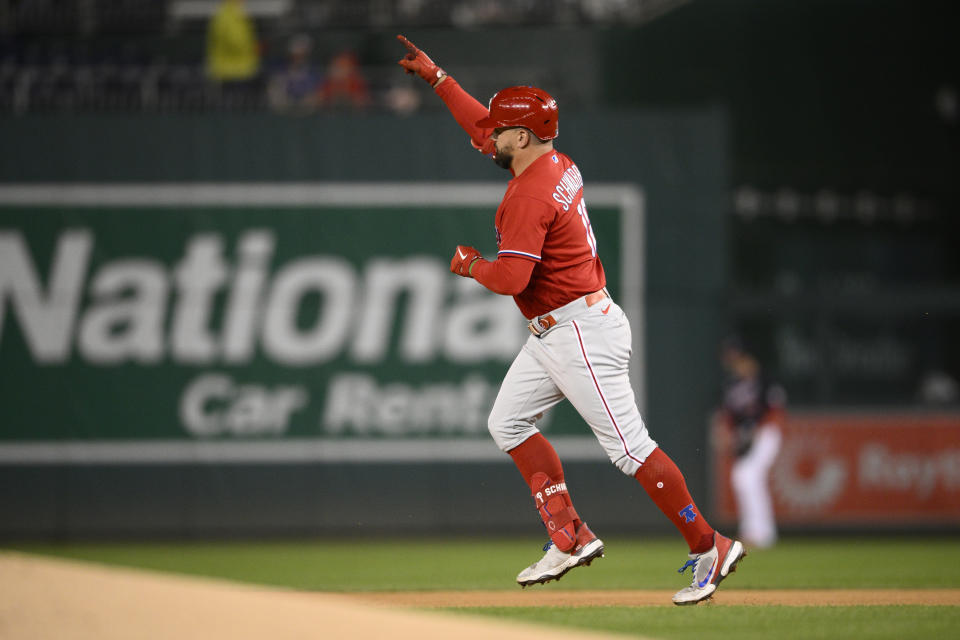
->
[678, 504, 698, 523]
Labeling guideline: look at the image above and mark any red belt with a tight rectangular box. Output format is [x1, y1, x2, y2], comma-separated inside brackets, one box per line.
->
[584, 289, 609, 307]
[528, 289, 609, 336]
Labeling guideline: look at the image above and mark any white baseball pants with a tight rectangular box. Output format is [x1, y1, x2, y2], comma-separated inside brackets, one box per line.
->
[731, 425, 782, 548]
[488, 295, 657, 476]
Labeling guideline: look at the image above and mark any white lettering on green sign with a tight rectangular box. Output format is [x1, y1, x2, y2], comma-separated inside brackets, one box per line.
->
[0, 229, 524, 366]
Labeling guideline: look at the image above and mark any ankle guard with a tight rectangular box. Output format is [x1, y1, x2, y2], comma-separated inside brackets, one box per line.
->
[530, 472, 579, 552]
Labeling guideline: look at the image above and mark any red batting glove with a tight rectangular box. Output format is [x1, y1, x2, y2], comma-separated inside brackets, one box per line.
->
[450, 245, 482, 277]
[397, 34, 446, 86]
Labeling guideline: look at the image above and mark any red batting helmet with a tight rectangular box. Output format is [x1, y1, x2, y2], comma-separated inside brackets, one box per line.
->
[475, 86, 559, 141]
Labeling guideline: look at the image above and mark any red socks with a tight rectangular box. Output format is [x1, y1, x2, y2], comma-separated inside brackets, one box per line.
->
[509, 432, 565, 483]
[510, 436, 714, 555]
[634, 448, 715, 554]
[509, 433, 582, 551]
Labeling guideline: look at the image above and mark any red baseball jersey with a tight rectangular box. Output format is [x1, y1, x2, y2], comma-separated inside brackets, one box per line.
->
[494, 150, 606, 318]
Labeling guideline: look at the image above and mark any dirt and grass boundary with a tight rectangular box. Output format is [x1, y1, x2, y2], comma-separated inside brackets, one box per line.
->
[349, 588, 960, 607]
[3, 551, 958, 640]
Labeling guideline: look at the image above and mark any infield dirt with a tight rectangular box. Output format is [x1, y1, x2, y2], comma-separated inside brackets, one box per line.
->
[0, 551, 630, 640]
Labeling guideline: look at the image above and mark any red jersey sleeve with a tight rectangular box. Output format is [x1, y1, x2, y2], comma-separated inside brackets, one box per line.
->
[495, 195, 554, 263]
[434, 77, 494, 152]
[471, 256, 535, 296]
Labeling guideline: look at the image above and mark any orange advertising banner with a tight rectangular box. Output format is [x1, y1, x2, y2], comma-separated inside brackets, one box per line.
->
[711, 413, 960, 526]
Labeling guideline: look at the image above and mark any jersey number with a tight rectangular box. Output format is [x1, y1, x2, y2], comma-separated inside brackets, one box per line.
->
[577, 199, 598, 257]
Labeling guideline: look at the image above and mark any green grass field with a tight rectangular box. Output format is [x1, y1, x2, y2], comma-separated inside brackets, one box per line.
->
[7, 536, 960, 639]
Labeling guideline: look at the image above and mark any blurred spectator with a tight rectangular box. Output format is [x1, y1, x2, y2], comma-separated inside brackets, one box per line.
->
[205, 0, 260, 83]
[716, 335, 786, 549]
[384, 82, 421, 116]
[918, 369, 960, 404]
[317, 50, 370, 110]
[935, 84, 958, 126]
[267, 33, 322, 113]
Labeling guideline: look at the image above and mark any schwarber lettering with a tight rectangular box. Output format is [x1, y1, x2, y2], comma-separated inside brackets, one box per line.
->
[550, 164, 584, 211]
[544, 482, 567, 496]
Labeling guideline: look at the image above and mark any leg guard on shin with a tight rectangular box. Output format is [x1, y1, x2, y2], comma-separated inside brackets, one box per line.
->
[530, 472, 579, 552]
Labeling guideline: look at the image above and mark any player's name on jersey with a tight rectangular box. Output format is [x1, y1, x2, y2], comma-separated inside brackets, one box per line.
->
[551, 163, 584, 211]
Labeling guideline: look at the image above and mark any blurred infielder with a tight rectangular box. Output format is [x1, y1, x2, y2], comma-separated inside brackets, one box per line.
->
[718, 336, 785, 549]
[397, 35, 745, 605]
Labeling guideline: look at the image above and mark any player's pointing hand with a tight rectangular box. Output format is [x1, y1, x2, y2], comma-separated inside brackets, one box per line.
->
[396, 34, 446, 86]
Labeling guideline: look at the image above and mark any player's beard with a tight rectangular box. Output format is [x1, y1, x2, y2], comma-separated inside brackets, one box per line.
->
[493, 144, 514, 170]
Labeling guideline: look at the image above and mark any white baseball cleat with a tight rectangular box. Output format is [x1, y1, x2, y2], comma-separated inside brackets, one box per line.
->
[516, 523, 604, 587]
[672, 532, 746, 605]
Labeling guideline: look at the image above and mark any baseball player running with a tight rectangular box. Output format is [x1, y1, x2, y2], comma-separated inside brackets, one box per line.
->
[397, 35, 745, 605]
